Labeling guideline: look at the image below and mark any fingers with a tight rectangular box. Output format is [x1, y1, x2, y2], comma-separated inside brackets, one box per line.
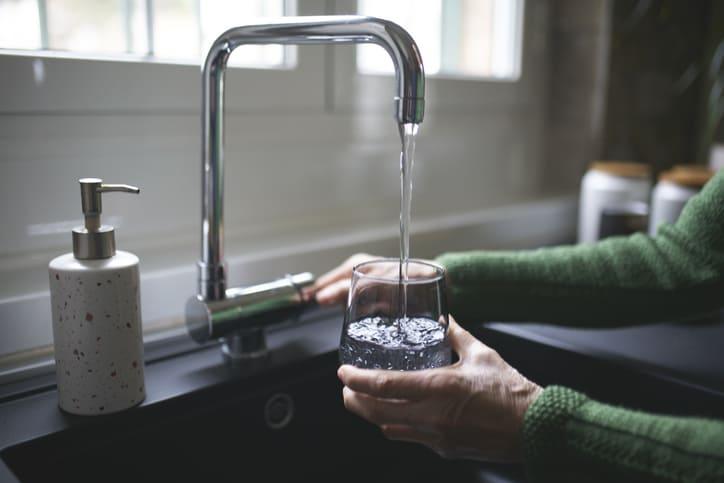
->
[314, 253, 371, 291]
[343, 387, 430, 426]
[381, 424, 440, 446]
[446, 316, 483, 360]
[338, 365, 432, 401]
[315, 278, 351, 305]
[381, 424, 456, 459]
[313, 253, 374, 305]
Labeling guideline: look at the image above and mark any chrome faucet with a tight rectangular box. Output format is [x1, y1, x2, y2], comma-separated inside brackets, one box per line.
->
[186, 16, 425, 365]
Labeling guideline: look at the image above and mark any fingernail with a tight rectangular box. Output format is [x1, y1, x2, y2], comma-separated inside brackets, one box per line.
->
[337, 366, 346, 380]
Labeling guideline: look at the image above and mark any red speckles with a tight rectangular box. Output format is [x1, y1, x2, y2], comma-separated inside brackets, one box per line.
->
[55, 274, 59, 280]
[85, 312, 93, 322]
[132, 360, 137, 368]
[110, 370, 117, 377]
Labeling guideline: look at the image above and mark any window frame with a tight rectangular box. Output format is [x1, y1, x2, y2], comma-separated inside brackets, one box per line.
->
[0, 0, 327, 115]
[330, 0, 537, 115]
[0, 0, 556, 383]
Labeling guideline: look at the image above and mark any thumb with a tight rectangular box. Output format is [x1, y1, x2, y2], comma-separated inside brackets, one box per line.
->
[446, 316, 479, 359]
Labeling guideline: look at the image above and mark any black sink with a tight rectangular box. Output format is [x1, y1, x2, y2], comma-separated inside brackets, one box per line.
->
[6, 309, 721, 483]
[0, 351, 524, 482]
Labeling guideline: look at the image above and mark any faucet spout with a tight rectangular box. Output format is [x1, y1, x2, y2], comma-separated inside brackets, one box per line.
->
[199, 15, 425, 300]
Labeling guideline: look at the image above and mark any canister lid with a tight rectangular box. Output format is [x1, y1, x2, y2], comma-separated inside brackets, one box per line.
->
[589, 161, 651, 179]
[659, 165, 715, 188]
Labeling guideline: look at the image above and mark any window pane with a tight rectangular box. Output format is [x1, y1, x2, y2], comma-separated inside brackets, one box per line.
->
[358, 0, 523, 79]
[357, 0, 442, 75]
[0, 0, 42, 49]
[153, 0, 294, 67]
[46, 0, 147, 55]
[200, 0, 290, 68]
[153, 0, 200, 59]
[0, 0, 294, 69]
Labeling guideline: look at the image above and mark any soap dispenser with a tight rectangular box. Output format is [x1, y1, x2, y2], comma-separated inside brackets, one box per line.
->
[49, 178, 145, 415]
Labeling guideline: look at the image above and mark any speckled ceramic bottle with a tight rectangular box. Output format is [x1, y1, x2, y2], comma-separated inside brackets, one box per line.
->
[49, 178, 145, 415]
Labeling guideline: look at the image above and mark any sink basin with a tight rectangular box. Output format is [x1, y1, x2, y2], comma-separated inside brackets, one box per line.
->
[4, 308, 721, 483]
[0, 352, 524, 482]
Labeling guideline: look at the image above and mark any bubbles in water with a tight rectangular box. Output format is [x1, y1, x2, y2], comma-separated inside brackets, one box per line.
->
[340, 316, 450, 371]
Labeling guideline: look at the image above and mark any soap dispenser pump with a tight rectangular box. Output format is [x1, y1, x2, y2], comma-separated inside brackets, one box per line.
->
[49, 178, 146, 415]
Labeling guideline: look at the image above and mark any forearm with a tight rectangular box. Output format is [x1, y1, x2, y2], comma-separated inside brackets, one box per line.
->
[436, 172, 724, 327]
[522, 386, 724, 483]
[436, 234, 724, 327]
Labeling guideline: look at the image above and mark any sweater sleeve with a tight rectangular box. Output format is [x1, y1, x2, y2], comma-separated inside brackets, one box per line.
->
[522, 386, 724, 483]
[436, 171, 724, 327]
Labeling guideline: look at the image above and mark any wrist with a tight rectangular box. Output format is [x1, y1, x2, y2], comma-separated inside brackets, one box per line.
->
[510, 380, 543, 461]
[521, 386, 588, 471]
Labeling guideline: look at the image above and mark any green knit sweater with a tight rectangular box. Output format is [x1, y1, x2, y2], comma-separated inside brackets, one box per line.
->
[436, 171, 724, 482]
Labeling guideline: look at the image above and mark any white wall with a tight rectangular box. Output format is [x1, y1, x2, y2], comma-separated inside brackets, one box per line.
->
[0, 0, 577, 369]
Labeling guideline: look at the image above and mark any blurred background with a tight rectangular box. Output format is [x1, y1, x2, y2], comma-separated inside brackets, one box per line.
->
[0, 0, 722, 374]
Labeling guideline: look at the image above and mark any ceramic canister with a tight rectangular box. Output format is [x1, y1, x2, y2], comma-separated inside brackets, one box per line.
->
[49, 251, 145, 415]
[649, 165, 715, 235]
[578, 161, 652, 243]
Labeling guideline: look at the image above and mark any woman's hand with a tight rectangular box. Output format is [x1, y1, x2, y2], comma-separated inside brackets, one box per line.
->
[309, 253, 439, 305]
[309, 253, 378, 305]
[337, 317, 542, 462]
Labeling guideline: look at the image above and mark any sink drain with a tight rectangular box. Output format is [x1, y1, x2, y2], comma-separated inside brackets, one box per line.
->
[264, 393, 294, 430]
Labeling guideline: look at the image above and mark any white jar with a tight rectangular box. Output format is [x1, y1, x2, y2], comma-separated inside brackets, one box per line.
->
[578, 162, 652, 243]
[649, 166, 714, 235]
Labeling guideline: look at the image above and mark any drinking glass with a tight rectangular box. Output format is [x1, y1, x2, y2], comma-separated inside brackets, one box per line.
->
[339, 258, 451, 370]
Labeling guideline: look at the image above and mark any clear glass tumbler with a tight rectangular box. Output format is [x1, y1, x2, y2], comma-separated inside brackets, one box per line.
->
[339, 258, 451, 370]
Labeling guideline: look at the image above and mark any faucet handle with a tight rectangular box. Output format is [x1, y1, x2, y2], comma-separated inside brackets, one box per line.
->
[186, 272, 316, 345]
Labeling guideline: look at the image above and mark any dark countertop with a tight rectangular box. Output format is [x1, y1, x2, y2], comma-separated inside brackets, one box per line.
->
[1, 307, 723, 482]
[489, 315, 724, 395]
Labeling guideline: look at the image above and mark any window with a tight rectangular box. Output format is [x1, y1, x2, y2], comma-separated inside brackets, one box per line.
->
[0, 0, 545, 383]
[357, 0, 524, 80]
[0, 0, 296, 69]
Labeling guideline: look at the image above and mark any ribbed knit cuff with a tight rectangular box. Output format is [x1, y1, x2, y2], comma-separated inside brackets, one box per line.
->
[522, 385, 589, 481]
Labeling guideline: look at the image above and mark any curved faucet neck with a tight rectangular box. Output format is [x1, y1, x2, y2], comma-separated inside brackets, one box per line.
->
[199, 15, 425, 300]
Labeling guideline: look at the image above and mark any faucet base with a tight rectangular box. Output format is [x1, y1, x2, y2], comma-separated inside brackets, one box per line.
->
[221, 329, 270, 368]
